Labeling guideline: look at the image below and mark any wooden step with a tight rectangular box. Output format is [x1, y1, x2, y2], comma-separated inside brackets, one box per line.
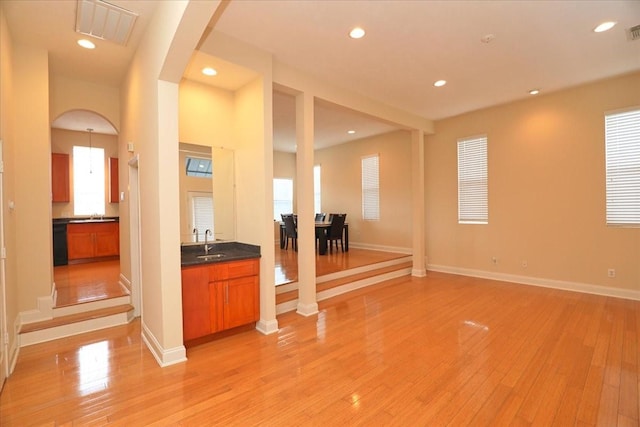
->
[276, 260, 413, 311]
[19, 304, 134, 347]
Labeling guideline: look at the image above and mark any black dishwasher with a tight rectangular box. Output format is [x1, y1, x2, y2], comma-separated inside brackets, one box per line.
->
[52, 222, 68, 266]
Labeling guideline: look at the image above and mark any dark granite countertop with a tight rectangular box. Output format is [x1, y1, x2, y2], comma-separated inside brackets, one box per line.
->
[181, 241, 261, 267]
[53, 217, 120, 224]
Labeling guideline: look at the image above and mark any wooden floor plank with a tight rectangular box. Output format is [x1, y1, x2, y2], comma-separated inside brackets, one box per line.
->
[1, 271, 638, 425]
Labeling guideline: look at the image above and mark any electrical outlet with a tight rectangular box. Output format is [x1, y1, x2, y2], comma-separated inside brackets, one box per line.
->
[492, 257, 498, 264]
[608, 269, 616, 278]
[521, 260, 528, 268]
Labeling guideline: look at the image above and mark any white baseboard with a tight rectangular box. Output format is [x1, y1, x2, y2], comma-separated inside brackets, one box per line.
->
[119, 273, 132, 294]
[20, 311, 133, 347]
[18, 293, 55, 325]
[8, 337, 19, 375]
[428, 264, 640, 301]
[141, 321, 187, 367]
[349, 242, 412, 254]
[256, 318, 279, 335]
[296, 302, 319, 317]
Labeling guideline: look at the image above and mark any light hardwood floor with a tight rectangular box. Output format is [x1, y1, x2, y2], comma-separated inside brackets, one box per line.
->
[2, 272, 638, 425]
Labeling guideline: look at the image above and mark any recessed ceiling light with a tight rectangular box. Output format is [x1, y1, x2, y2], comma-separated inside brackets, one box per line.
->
[202, 67, 217, 76]
[594, 21, 616, 33]
[347, 130, 356, 134]
[349, 27, 365, 39]
[77, 39, 95, 49]
[529, 89, 540, 95]
[433, 80, 447, 87]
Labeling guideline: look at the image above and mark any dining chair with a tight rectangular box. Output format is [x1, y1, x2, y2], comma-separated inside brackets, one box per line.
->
[314, 213, 326, 222]
[326, 213, 346, 253]
[282, 214, 298, 251]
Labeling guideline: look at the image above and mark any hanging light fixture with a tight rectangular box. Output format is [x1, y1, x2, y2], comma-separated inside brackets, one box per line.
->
[87, 128, 94, 174]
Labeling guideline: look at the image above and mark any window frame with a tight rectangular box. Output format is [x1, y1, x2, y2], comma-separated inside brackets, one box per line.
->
[72, 145, 106, 216]
[361, 154, 380, 221]
[605, 107, 640, 227]
[457, 135, 488, 225]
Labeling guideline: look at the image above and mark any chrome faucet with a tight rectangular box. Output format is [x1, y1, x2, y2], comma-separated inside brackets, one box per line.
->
[204, 229, 213, 254]
[192, 228, 198, 242]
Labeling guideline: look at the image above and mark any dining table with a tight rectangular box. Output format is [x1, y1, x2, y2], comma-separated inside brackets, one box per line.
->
[279, 221, 349, 255]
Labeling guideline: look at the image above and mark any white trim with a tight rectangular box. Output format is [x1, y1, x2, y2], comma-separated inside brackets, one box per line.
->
[19, 310, 133, 347]
[255, 318, 279, 335]
[296, 302, 319, 317]
[141, 321, 187, 367]
[317, 268, 411, 302]
[347, 242, 412, 254]
[427, 264, 640, 301]
[119, 273, 132, 294]
[277, 267, 413, 315]
[18, 293, 55, 324]
[316, 256, 412, 283]
[52, 295, 131, 317]
[411, 268, 427, 277]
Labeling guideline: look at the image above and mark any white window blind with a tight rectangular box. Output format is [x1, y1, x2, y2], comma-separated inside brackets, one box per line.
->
[362, 154, 380, 220]
[605, 109, 640, 225]
[190, 192, 214, 242]
[273, 178, 293, 221]
[457, 136, 488, 224]
[314, 165, 321, 214]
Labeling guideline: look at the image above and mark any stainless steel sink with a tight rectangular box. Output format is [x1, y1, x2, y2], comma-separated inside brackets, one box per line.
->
[196, 253, 226, 260]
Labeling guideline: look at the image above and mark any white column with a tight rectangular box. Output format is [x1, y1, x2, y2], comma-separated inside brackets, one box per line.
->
[412, 130, 427, 276]
[295, 92, 318, 316]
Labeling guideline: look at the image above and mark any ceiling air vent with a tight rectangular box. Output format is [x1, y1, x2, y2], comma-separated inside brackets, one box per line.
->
[76, 0, 138, 46]
[627, 24, 640, 41]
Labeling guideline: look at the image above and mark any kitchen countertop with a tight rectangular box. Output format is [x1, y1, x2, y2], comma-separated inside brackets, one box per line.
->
[54, 217, 120, 224]
[181, 242, 261, 267]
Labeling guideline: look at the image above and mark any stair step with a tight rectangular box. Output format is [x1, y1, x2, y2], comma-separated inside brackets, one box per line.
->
[20, 304, 134, 334]
[276, 260, 413, 308]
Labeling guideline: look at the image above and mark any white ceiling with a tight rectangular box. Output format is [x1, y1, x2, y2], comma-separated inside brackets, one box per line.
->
[4, 0, 639, 150]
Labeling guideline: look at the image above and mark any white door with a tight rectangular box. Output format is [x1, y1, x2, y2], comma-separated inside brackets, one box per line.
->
[0, 139, 8, 389]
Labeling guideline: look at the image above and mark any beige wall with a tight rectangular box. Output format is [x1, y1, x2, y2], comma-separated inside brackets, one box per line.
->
[50, 128, 119, 219]
[12, 44, 53, 311]
[314, 130, 413, 250]
[49, 75, 120, 131]
[425, 72, 640, 293]
[0, 3, 19, 368]
[179, 79, 234, 147]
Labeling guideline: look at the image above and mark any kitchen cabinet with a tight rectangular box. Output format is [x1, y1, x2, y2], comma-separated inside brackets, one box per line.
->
[67, 222, 119, 261]
[182, 258, 260, 342]
[109, 157, 119, 203]
[51, 153, 70, 203]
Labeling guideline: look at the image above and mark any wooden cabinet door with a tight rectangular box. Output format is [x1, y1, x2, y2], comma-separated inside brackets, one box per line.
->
[51, 153, 70, 203]
[223, 275, 259, 330]
[209, 281, 224, 334]
[181, 267, 212, 341]
[67, 232, 94, 260]
[94, 223, 119, 257]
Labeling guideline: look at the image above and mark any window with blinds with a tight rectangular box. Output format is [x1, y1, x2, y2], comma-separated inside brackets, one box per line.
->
[457, 135, 488, 224]
[189, 192, 214, 242]
[362, 154, 380, 220]
[605, 108, 640, 226]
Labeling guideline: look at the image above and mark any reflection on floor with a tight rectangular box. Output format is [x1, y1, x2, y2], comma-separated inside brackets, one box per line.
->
[54, 260, 127, 307]
[275, 244, 409, 286]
